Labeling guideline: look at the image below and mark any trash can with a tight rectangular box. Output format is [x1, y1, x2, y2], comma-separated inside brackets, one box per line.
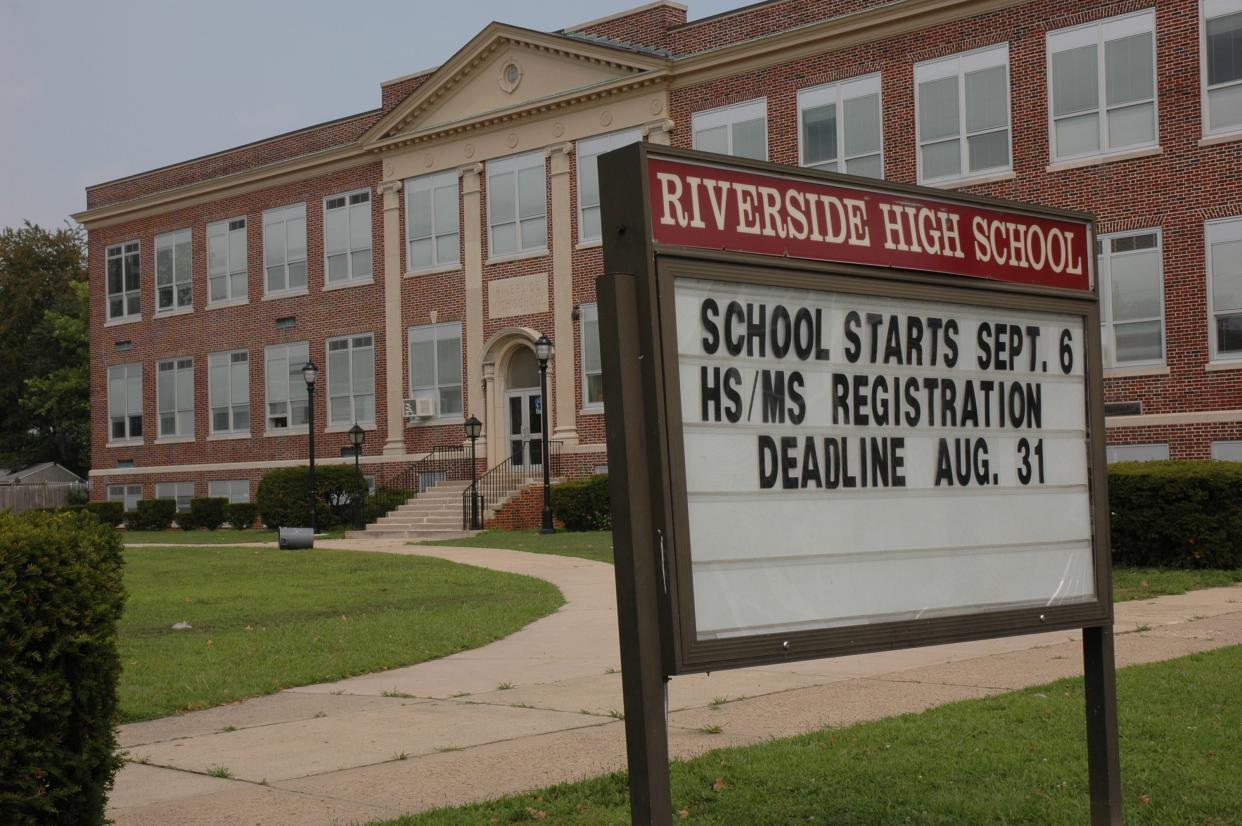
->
[278, 526, 314, 549]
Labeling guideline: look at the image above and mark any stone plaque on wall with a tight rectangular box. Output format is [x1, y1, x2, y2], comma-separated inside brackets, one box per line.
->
[488, 272, 549, 319]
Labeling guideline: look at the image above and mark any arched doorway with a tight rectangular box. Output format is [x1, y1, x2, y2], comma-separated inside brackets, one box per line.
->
[504, 346, 544, 469]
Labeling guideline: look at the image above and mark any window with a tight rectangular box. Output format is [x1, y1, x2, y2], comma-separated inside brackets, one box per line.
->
[406, 171, 459, 271]
[106, 241, 141, 321]
[1097, 230, 1164, 366]
[326, 334, 375, 426]
[408, 322, 462, 419]
[1211, 440, 1242, 460]
[107, 363, 143, 442]
[324, 190, 373, 284]
[107, 484, 143, 511]
[207, 218, 247, 304]
[1106, 443, 1169, 463]
[580, 303, 603, 407]
[154, 229, 192, 313]
[1204, 0, 1242, 135]
[209, 350, 250, 434]
[798, 74, 883, 178]
[263, 204, 307, 294]
[1048, 11, 1157, 162]
[487, 151, 546, 257]
[915, 45, 1011, 183]
[156, 357, 195, 439]
[208, 479, 250, 503]
[692, 98, 768, 160]
[577, 130, 642, 242]
[1207, 216, 1242, 359]
[264, 342, 309, 430]
[155, 482, 194, 513]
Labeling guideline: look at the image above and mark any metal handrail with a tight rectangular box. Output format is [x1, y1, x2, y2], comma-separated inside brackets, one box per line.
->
[463, 440, 562, 530]
[368, 443, 471, 525]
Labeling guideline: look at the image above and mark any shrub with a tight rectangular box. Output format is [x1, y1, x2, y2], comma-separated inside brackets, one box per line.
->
[122, 510, 139, 529]
[130, 499, 175, 531]
[0, 510, 125, 824]
[255, 465, 363, 529]
[184, 497, 228, 531]
[225, 502, 258, 530]
[85, 501, 124, 528]
[363, 487, 409, 525]
[65, 487, 90, 507]
[1109, 460, 1242, 569]
[551, 474, 611, 531]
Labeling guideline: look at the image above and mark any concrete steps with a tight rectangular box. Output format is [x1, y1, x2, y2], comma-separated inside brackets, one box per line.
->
[346, 473, 553, 541]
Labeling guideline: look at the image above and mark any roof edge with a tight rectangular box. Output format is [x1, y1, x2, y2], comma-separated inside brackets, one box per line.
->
[562, 0, 687, 33]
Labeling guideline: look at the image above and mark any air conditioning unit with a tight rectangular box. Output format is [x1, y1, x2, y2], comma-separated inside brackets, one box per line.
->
[403, 397, 435, 419]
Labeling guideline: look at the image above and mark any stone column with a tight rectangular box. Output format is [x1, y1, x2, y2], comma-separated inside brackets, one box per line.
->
[642, 118, 676, 146]
[461, 163, 487, 457]
[547, 143, 579, 448]
[379, 179, 405, 456]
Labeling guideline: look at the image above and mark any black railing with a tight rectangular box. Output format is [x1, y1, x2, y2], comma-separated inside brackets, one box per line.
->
[463, 440, 563, 530]
[367, 444, 472, 525]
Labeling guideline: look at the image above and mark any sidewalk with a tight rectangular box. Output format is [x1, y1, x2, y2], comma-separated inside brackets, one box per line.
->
[108, 538, 1242, 825]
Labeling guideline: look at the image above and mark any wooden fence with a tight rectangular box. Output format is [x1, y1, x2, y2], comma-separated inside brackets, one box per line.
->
[0, 483, 90, 514]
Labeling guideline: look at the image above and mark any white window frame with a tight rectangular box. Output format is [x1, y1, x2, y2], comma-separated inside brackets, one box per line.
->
[405, 170, 460, 273]
[323, 189, 373, 286]
[105, 240, 141, 323]
[797, 73, 884, 177]
[914, 44, 1012, 185]
[107, 363, 143, 444]
[208, 479, 250, 503]
[156, 357, 195, 440]
[1106, 443, 1170, 463]
[155, 482, 195, 513]
[264, 341, 310, 432]
[154, 228, 193, 315]
[1202, 0, 1242, 137]
[1096, 229, 1165, 368]
[326, 333, 376, 427]
[1206, 216, 1242, 361]
[207, 217, 248, 305]
[692, 98, 768, 160]
[486, 151, 547, 258]
[580, 303, 604, 409]
[107, 484, 143, 511]
[576, 129, 643, 243]
[262, 203, 308, 297]
[209, 349, 250, 435]
[1046, 10, 1159, 163]
[408, 322, 464, 422]
[1211, 440, 1242, 460]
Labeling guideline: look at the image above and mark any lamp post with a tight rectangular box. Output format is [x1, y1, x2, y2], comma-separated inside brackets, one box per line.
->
[348, 423, 365, 531]
[534, 335, 555, 535]
[302, 361, 318, 533]
[464, 415, 482, 530]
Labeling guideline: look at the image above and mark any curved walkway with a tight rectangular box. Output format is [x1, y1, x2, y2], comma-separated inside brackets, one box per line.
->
[109, 537, 1242, 826]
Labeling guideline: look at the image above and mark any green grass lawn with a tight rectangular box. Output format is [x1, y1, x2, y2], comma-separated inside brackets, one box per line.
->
[374, 644, 1242, 825]
[1113, 567, 1242, 601]
[122, 527, 346, 544]
[118, 545, 563, 722]
[424, 529, 615, 563]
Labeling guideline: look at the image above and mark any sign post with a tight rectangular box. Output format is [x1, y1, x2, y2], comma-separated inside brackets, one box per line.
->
[598, 144, 1120, 825]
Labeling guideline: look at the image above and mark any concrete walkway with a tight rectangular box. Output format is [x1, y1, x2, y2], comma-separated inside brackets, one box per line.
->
[109, 538, 1242, 825]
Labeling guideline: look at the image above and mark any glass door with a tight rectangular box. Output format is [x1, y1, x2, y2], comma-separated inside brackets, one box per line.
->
[507, 389, 543, 468]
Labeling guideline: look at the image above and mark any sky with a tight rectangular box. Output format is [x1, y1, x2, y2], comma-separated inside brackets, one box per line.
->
[0, 0, 740, 231]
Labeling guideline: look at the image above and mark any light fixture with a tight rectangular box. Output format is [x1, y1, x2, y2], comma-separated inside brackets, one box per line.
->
[302, 360, 319, 388]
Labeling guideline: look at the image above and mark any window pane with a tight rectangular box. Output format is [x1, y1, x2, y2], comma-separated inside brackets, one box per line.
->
[208, 233, 227, 276]
[846, 154, 882, 178]
[922, 138, 961, 179]
[156, 245, 173, 286]
[210, 274, 227, 302]
[520, 217, 546, 250]
[411, 238, 433, 269]
[330, 396, 352, 423]
[125, 252, 140, 289]
[517, 165, 544, 219]
[264, 223, 283, 267]
[230, 271, 245, 298]
[1209, 83, 1242, 132]
[328, 347, 350, 395]
[695, 124, 728, 154]
[324, 208, 347, 254]
[967, 130, 1009, 172]
[107, 256, 122, 294]
[802, 103, 837, 166]
[436, 233, 458, 264]
[1218, 313, 1242, 353]
[351, 249, 372, 279]
[439, 387, 462, 417]
[1208, 11, 1242, 86]
[288, 260, 307, 289]
[1107, 102, 1155, 148]
[580, 158, 600, 209]
[434, 184, 458, 233]
[1105, 32, 1154, 107]
[1055, 112, 1100, 156]
[352, 348, 374, 395]
[731, 118, 766, 159]
[587, 374, 604, 405]
[349, 201, 370, 251]
[1212, 239, 1242, 311]
[581, 206, 601, 241]
[491, 222, 516, 255]
[327, 253, 348, 282]
[490, 171, 516, 224]
[1114, 320, 1161, 363]
[918, 76, 960, 141]
[584, 319, 601, 373]
[411, 339, 434, 387]
[1111, 249, 1162, 321]
[287, 217, 306, 261]
[410, 189, 433, 238]
[229, 229, 245, 274]
[1052, 45, 1099, 116]
[437, 337, 461, 384]
[175, 238, 191, 282]
[964, 66, 1008, 133]
[842, 93, 881, 156]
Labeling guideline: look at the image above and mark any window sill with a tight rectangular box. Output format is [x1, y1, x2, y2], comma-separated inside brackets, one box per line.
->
[207, 297, 249, 311]
[154, 436, 195, 445]
[406, 416, 465, 428]
[576, 240, 603, 251]
[405, 264, 462, 278]
[1103, 365, 1169, 379]
[264, 427, 309, 437]
[1045, 145, 1162, 173]
[1205, 360, 1242, 372]
[579, 406, 605, 416]
[1199, 131, 1242, 148]
[326, 423, 377, 433]
[105, 315, 142, 328]
[154, 306, 194, 319]
[263, 288, 309, 302]
[323, 278, 375, 293]
[925, 170, 1015, 190]
[485, 248, 548, 266]
[207, 432, 251, 441]
[105, 439, 144, 448]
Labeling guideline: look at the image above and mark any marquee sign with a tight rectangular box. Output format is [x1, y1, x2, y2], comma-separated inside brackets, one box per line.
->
[597, 145, 1120, 825]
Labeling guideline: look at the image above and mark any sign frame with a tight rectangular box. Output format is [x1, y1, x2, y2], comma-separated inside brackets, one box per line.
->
[598, 144, 1120, 825]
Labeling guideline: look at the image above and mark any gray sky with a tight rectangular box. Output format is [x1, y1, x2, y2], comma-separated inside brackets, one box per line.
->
[0, 0, 738, 231]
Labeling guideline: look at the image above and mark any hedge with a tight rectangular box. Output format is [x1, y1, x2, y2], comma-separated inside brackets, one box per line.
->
[1109, 460, 1242, 569]
[255, 465, 367, 529]
[550, 474, 611, 531]
[127, 499, 175, 531]
[225, 502, 258, 529]
[181, 497, 228, 531]
[84, 501, 123, 527]
[0, 510, 125, 824]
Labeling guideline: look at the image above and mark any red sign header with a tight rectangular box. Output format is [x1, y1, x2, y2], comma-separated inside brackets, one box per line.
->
[647, 157, 1092, 291]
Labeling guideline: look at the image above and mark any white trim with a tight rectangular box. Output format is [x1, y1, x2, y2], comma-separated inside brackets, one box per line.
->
[796, 72, 884, 178]
[1107, 408, 1242, 427]
[205, 297, 248, 311]
[263, 427, 308, 437]
[153, 227, 194, 314]
[1044, 145, 1163, 173]
[104, 315, 142, 328]
[264, 340, 311, 432]
[152, 305, 194, 319]
[1206, 215, 1242, 361]
[404, 263, 463, 278]
[206, 432, 251, 441]
[484, 248, 548, 266]
[935, 171, 1017, 190]
[579, 302, 604, 410]
[105, 239, 141, 322]
[914, 43, 1011, 185]
[153, 436, 196, 445]
[324, 332, 377, 428]
[1103, 365, 1170, 378]
[486, 150, 547, 258]
[325, 424, 377, 433]
[261, 287, 309, 301]
[1096, 227, 1166, 369]
[206, 216, 248, 306]
[1201, 0, 1242, 137]
[262, 202, 308, 297]
[691, 98, 768, 160]
[322, 277, 374, 292]
[105, 439, 144, 449]
[322, 188, 374, 286]
[408, 321, 464, 421]
[1198, 130, 1242, 146]
[405, 169, 461, 273]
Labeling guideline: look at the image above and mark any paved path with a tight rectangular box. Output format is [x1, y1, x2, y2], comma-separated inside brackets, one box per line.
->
[109, 538, 1242, 825]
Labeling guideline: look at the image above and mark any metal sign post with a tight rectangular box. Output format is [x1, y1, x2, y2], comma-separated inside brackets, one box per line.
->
[598, 144, 1121, 825]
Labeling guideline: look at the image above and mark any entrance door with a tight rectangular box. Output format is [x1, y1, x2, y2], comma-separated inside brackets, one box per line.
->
[507, 389, 543, 469]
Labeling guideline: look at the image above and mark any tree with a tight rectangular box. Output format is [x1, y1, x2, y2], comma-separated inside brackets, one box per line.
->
[0, 223, 90, 475]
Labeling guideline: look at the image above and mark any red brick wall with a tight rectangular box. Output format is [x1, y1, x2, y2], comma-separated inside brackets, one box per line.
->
[567, 2, 688, 49]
